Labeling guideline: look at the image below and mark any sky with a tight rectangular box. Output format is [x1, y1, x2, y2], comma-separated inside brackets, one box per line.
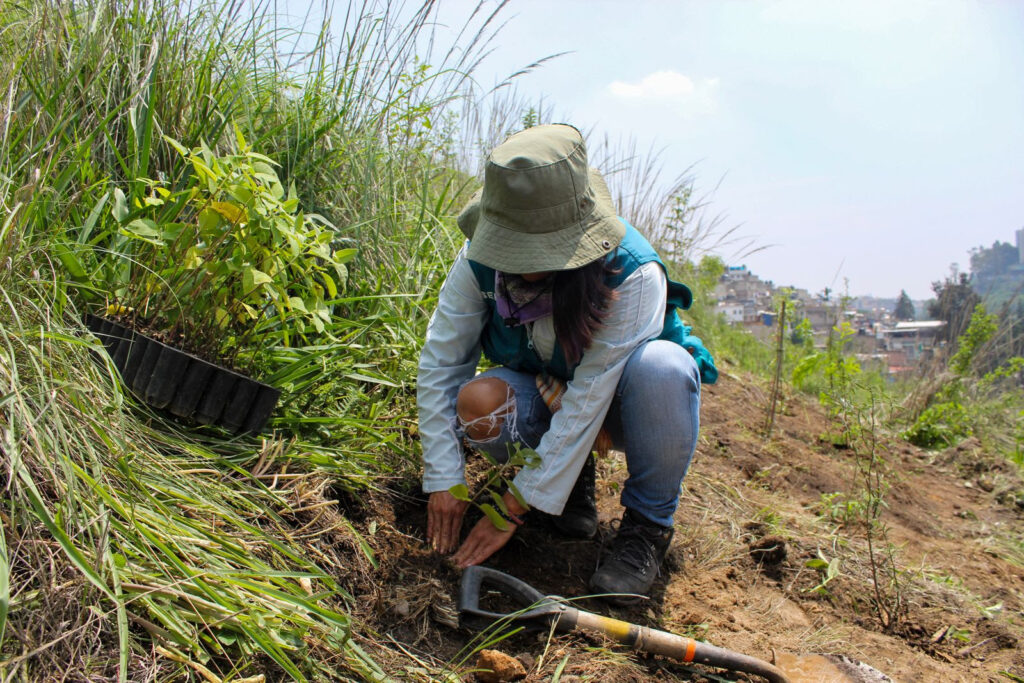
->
[285, 0, 1024, 300]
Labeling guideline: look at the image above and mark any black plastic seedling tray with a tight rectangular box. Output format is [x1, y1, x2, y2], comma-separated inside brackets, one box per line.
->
[85, 314, 280, 434]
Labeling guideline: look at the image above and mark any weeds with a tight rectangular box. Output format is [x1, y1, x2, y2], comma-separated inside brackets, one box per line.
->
[855, 393, 906, 630]
[0, 0, 514, 678]
[905, 304, 1024, 455]
[792, 306, 909, 629]
[805, 549, 842, 597]
[813, 385, 907, 630]
[763, 296, 789, 436]
[0, 262, 387, 680]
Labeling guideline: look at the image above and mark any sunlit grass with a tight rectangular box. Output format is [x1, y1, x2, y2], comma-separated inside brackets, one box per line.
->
[0, 252, 395, 679]
[0, 0, 496, 678]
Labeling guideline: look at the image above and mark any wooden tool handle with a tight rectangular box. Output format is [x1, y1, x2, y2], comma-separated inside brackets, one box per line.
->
[567, 610, 791, 683]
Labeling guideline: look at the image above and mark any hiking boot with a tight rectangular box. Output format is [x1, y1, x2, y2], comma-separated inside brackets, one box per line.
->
[550, 455, 598, 539]
[589, 508, 674, 605]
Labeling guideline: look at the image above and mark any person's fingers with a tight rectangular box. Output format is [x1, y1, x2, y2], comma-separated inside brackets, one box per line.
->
[435, 509, 448, 551]
[426, 493, 469, 553]
[454, 520, 513, 568]
[440, 510, 457, 553]
[451, 537, 470, 566]
[457, 534, 489, 568]
[426, 504, 437, 546]
[452, 505, 468, 552]
[453, 525, 482, 566]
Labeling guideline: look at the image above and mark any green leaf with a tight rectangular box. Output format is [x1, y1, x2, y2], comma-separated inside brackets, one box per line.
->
[182, 246, 202, 269]
[162, 135, 188, 156]
[210, 201, 246, 225]
[551, 655, 570, 683]
[333, 248, 357, 263]
[488, 490, 508, 515]
[216, 631, 238, 646]
[214, 308, 230, 328]
[518, 447, 542, 469]
[321, 273, 338, 299]
[448, 484, 470, 502]
[243, 267, 273, 294]
[121, 219, 164, 245]
[111, 188, 129, 222]
[54, 243, 87, 280]
[239, 302, 259, 319]
[827, 557, 840, 580]
[197, 207, 221, 234]
[246, 151, 277, 165]
[343, 521, 378, 569]
[80, 191, 109, 244]
[480, 504, 509, 531]
[343, 372, 400, 388]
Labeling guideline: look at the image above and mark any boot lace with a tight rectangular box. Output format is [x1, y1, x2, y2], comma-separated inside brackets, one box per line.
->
[608, 521, 660, 573]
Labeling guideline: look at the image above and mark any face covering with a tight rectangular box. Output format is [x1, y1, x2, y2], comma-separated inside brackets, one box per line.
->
[494, 271, 553, 327]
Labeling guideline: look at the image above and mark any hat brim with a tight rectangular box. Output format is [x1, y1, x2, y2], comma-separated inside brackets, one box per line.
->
[460, 168, 624, 273]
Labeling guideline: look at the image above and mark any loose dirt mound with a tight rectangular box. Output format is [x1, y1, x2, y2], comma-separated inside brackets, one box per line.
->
[337, 371, 1024, 682]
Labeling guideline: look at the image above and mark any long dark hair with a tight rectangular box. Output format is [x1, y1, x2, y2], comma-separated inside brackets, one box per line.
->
[553, 257, 619, 365]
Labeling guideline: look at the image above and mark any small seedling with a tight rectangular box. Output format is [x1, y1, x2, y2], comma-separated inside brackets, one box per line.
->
[805, 549, 841, 596]
[449, 444, 541, 530]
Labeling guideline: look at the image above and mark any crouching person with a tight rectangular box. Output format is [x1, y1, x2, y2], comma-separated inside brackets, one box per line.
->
[417, 124, 717, 603]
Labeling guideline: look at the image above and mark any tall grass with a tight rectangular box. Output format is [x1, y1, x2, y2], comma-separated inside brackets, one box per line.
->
[0, 0, 509, 678]
[0, 0, 792, 677]
[0, 252, 386, 680]
[1, 0, 501, 436]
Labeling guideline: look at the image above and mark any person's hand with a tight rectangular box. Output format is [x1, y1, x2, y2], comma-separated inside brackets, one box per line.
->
[452, 491, 527, 568]
[427, 491, 469, 553]
[452, 516, 517, 568]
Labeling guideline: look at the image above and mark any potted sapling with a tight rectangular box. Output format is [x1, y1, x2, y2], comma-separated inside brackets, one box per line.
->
[86, 131, 352, 433]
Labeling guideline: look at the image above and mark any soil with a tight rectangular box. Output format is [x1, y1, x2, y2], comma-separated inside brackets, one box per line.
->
[104, 312, 246, 374]
[333, 370, 1024, 682]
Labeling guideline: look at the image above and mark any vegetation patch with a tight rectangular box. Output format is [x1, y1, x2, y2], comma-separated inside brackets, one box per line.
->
[1, 0, 1022, 680]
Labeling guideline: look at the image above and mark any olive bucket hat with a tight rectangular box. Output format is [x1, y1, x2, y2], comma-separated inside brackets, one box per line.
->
[456, 124, 625, 273]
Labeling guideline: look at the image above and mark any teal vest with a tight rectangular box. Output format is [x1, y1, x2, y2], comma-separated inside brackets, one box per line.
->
[467, 220, 698, 381]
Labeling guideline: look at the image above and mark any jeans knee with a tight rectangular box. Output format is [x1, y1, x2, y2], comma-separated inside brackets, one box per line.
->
[623, 340, 700, 398]
[456, 377, 515, 441]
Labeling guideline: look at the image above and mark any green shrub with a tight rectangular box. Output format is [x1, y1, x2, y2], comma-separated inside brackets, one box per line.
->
[903, 305, 1023, 454]
[95, 133, 355, 371]
[904, 401, 973, 449]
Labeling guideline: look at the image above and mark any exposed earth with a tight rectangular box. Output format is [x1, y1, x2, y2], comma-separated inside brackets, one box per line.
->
[326, 369, 1024, 682]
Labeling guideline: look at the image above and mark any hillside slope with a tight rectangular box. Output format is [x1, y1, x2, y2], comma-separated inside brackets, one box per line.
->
[339, 369, 1024, 682]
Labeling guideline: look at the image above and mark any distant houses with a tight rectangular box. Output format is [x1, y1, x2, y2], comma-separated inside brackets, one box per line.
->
[713, 265, 774, 324]
[876, 321, 946, 373]
[713, 264, 945, 376]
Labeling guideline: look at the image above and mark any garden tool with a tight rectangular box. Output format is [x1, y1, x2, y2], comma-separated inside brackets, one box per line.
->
[459, 566, 892, 683]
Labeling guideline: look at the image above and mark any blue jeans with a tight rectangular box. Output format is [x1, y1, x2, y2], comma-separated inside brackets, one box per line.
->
[458, 340, 701, 527]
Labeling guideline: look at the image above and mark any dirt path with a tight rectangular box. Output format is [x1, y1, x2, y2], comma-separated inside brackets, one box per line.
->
[338, 370, 1024, 682]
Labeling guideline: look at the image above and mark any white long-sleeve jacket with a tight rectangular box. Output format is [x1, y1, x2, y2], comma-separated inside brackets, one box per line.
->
[417, 244, 667, 515]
